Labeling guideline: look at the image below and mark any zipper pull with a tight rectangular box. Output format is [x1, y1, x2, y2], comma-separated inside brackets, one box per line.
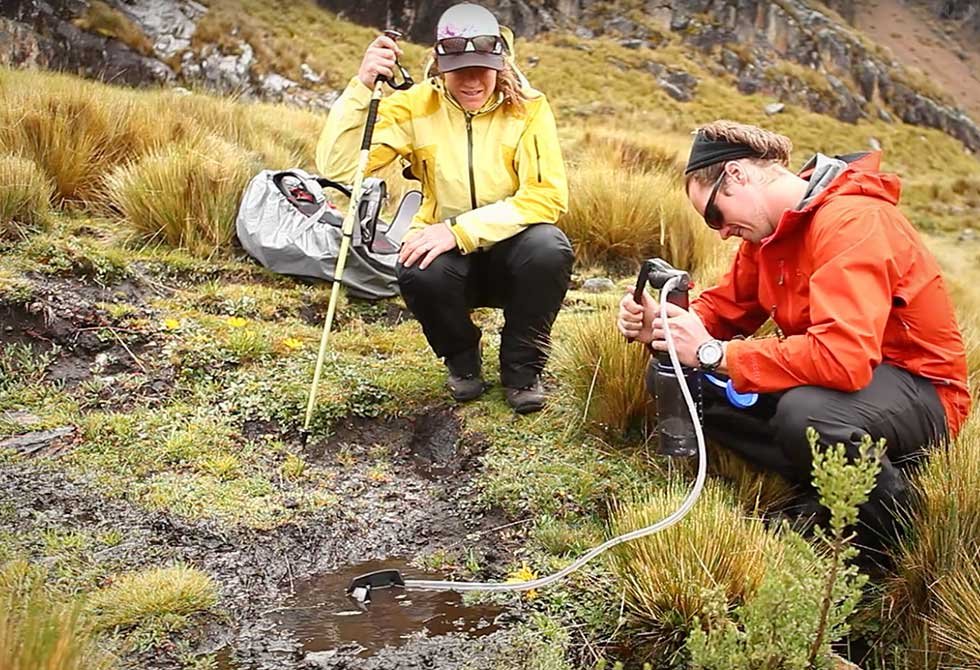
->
[771, 306, 785, 340]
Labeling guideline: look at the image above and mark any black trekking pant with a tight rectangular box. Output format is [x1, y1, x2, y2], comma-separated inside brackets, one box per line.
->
[651, 363, 948, 555]
[396, 224, 574, 389]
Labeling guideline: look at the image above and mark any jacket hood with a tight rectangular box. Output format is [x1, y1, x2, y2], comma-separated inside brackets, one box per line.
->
[800, 151, 901, 209]
[769, 151, 902, 241]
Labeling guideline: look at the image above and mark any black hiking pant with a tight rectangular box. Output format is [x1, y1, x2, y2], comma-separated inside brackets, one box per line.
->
[649, 362, 948, 558]
[397, 224, 574, 389]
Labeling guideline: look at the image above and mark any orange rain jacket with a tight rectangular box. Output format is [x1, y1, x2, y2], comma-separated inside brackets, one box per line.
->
[691, 152, 971, 437]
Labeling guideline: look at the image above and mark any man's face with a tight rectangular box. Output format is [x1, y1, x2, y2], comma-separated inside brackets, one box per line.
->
[689, 163, 775, 244]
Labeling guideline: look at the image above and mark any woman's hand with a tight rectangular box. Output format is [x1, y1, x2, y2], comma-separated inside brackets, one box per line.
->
[617, 291, 657, 344]
[358, 33, 403, 89]
[399, 223, 458, 270]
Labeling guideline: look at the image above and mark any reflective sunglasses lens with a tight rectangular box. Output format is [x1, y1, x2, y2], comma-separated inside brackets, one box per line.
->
[704, 204, 724, 230]
[438, 37, 467, 54]
[470, 35, 500, 53]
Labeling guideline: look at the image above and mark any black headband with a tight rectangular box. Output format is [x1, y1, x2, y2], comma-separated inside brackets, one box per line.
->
[684, 131, 762, 174]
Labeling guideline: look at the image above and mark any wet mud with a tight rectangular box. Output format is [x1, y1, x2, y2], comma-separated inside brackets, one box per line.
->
[2, 273, 525, 668]
[0, 409, 519, 669]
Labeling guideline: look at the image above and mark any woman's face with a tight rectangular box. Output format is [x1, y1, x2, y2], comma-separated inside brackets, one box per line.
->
[444, 67, 498, 111]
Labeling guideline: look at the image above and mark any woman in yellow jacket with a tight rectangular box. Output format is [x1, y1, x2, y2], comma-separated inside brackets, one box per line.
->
[316, 3, 573, 414]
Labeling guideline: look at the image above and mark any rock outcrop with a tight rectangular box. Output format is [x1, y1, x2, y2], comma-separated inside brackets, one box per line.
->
[0, 0, 337, 110]
[316, 0, 980, 150]
[1, 0, 977, 149]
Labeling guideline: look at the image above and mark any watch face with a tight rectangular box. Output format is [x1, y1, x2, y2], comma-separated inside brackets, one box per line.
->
[699, 340, 723, 367]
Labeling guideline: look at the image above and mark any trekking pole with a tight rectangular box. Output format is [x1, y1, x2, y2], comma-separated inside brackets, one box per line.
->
[303, 30, 413, 431]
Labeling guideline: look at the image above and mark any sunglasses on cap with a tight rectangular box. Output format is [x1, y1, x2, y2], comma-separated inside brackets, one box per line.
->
[436, 35, 505, 56]
[703, 169, 727, 230]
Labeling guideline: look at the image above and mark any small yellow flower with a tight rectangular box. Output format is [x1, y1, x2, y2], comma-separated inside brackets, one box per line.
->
[162, 318, 181, 330]
[226, 316, 248, 328]
[282, 337, 303, 350]
[506, 562, 539, 601]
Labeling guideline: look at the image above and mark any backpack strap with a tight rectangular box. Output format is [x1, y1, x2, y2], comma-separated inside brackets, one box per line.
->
[315, 177, 352, 198]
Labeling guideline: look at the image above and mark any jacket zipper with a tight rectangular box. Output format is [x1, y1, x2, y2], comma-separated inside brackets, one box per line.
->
[466, 113, 478, 209]
[422, 159, 428, 191]
[534, 135, 542, 183]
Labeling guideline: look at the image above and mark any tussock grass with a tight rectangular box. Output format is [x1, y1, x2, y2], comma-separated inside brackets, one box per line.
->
[560, 161, 717, 272]
[707, 443, 798, 513]
[0, 67, 322, 255]
[550, 306, 654, 439]
[608, 481, 779, 653]
[883, 416, 980, 668]
[87, 564, 217, 633]
[73, 0, 153, 55]
[930, 559, 980, 668]
[0, 560, 114, 670]
[0, 155, 52, 239]
[103, 135, 258, 255]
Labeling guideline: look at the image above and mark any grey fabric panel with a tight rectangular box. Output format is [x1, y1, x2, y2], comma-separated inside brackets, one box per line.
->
[236, 169, 409, 300]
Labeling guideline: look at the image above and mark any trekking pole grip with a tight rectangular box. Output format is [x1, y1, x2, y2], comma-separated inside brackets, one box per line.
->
[362, 95, 381, 151]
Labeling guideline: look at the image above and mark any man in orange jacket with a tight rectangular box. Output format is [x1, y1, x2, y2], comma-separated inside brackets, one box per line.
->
[618, 120, 971, 557]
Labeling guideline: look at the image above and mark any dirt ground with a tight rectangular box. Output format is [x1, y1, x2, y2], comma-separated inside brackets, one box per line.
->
[0, 271, 527, 669]
[855, 0, 980, 121]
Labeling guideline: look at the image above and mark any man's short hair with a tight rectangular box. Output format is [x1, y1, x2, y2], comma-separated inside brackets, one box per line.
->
[685, 120, 794, 189]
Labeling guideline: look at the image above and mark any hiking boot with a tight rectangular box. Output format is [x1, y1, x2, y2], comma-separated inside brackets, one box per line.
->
[446, 348, 485, 402]
[505, 379, 546, 414]
[447, 371, 486, 402]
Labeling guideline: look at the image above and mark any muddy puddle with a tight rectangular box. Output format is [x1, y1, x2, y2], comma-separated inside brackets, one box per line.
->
[269, 559, 505, 657]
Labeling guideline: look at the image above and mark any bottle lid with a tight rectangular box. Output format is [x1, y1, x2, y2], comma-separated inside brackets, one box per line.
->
[703, 373, 758, 409]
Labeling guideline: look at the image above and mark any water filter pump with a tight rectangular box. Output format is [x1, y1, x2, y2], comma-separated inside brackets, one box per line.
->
[632, 258, 702, 457]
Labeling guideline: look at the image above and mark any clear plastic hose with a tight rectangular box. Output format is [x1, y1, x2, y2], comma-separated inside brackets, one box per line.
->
[404, 275, 708, 593]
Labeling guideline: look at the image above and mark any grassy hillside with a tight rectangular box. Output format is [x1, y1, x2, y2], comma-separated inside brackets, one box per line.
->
[1, 1, 979, 669]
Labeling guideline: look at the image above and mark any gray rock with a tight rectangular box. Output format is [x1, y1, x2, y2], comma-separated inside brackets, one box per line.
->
[868, 137, 881, 151]
[0, 427, 76, 457]
[670, 14, 690, 32]
[574, 26, 595, 40]
[303, 650, 339, 668]
[1, 410, 40, 427]
[878, 108, 894, 123]
[958, 228, 976, 242]
[300, 62, 322, 84]
[603, 16, 640, 36]
[764, 102, 785, 115]
[123, 0, 205, 60]
[737, 74, 762, 95]
[200, 42, 255, 93]
[720, 48, 743, 73]
[581, 277, 616, 293]
[620, 38, 650, 49]
[261, 73, 297, 97]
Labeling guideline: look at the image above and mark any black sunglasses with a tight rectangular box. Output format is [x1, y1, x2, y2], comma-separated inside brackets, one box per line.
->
[436, 35, 505, 56]
[703, 169, 727, 230]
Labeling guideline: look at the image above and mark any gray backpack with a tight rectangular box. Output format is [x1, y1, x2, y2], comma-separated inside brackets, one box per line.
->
[235, 168, 420, 299]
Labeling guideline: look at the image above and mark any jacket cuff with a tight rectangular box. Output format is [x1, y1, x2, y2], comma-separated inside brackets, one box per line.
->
[448, 215, 478, 254]
[724, 339, 752, 393]
[345, 76, 373, 107]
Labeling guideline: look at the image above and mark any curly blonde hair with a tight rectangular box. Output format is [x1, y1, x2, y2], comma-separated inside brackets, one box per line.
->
[686, 120, 794, 188]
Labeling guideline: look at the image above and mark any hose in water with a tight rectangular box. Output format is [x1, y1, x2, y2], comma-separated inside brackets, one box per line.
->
[403, 275, 708, 593]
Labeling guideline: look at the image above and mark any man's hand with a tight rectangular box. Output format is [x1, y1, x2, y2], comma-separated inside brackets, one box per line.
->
[399, 223, 458, 269]
[617, 291, 658, 343]
[358, 33, 403, 89]
[648, 301, 713, 367]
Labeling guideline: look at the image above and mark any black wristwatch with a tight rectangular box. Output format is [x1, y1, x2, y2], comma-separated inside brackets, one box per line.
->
[696, 339, 724, 371]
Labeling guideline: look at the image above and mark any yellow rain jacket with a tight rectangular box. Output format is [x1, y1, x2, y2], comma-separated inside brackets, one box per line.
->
[315, 69, 568, 254]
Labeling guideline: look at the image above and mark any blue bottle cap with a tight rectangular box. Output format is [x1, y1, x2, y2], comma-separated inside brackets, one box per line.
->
[703, 373, 758, 409]
[724, 382, 758, 409]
